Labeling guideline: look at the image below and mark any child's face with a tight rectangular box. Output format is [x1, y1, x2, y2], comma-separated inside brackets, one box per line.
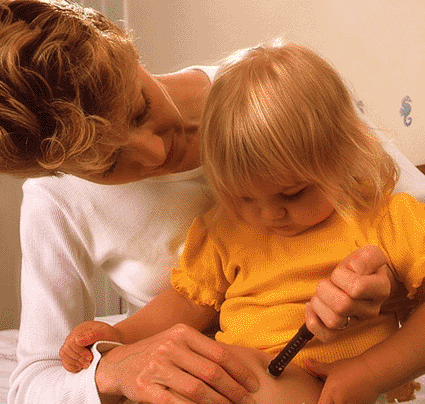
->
[236, 181, 335, 237]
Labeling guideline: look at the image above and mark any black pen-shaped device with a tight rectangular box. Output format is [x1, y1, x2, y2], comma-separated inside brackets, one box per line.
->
[267, 323, 314, 377]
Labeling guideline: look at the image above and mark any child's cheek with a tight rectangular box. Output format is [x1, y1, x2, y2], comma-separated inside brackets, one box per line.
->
[240, 206, 259, 227]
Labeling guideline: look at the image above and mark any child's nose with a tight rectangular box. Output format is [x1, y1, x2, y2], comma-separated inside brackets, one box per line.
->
[261, 203, 287, 221]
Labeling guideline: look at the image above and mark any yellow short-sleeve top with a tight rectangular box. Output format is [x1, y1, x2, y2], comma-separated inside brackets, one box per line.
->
[171, 193, 425, 368]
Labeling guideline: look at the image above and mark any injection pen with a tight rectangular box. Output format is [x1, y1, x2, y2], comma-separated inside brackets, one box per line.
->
[267, 323, 314, 377]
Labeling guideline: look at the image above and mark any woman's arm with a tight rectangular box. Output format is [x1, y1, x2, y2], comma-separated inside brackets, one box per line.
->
[9, 190, 102, 404]
[361, 298, 425, 395]
[307, 300, 425, 404]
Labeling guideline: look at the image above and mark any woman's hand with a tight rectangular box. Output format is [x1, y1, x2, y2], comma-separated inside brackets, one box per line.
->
[95, 323, 259, 404]
[305, 356, 381, 404]
[306, 245, 393, 341]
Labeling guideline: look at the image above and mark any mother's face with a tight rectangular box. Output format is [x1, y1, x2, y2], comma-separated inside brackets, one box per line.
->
[70, 65, 190, 184]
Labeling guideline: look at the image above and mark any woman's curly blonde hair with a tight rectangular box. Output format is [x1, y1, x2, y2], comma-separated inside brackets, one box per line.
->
[0, 0, 139, 177]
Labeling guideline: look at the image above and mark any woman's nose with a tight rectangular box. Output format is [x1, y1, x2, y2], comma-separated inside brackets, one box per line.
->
[131, 131, 168, 166]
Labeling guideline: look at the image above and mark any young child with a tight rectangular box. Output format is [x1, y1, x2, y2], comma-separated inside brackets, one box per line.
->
[60, 43, 425, 404]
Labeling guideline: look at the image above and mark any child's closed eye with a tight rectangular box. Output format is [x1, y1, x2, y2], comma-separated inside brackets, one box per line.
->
[278, 187, 307, 201]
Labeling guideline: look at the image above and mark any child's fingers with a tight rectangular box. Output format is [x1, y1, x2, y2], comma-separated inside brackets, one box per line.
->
[74, 323, 116, 346]
[67, 338, 94, 362]
[71, 321, 121, 347]
[63, 361, 85, 373]
[59, 347, 85, 373]
[74, 329, 101, 347]
[62, 362, 83, 373]
[59, 340, 93, 368]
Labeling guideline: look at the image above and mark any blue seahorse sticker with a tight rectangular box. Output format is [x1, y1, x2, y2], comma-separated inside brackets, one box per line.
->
[356, 100, 364, 114]
[400, 96, 412, 127]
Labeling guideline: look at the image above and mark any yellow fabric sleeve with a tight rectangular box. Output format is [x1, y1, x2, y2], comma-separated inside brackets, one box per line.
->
[377, 193, 425, 299]
[171, 215, 230, 311]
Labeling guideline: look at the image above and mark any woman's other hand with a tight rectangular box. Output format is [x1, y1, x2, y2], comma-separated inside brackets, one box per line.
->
[305, 356, 381, 404]
[306, 245, 393, 342]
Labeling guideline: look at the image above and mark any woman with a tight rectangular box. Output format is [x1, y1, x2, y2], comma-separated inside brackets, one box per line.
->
[2, 1, 423, 403]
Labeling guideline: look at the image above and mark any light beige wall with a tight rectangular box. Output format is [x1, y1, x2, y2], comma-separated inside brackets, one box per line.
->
[128, 0, 424, 165]
[2, 0, 424, 329]
[0, 176, 24, 330]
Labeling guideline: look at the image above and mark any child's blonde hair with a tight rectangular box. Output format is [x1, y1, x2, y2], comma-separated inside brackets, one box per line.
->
[201, 42, 398, 219]
[0, 0, 139, 177]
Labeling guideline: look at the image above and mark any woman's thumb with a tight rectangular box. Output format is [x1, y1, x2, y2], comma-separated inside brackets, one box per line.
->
[304, 358, 331, 382]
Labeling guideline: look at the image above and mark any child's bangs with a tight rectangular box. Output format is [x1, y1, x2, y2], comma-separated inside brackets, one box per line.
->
[206, 123, 310, 205]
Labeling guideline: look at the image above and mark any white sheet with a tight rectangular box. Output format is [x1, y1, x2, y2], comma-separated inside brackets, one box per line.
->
[2, 327, 425, 404]
[0, 329, 18, 404]
[0, 315, 125, 404]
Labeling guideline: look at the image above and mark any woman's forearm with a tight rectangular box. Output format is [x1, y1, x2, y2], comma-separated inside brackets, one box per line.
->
[114, 286, 218, 344]
[96, 357, 123, 404]
[361, 302, 425, 394]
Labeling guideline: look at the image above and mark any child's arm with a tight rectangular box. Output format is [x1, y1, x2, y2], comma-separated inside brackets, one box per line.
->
[60, 286, 218, 372]
[307, 296, 425, 404]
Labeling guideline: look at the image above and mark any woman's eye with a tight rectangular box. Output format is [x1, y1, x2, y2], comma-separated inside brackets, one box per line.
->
[102, 160, 119, 178]
[132, 98, 151, 127]
[241, 196, 254, 203]
[102, 149, 123, 178]
[278, 187, 306, 201]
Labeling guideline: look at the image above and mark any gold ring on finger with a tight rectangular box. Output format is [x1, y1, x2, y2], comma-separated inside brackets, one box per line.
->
[337, 316, 352, 330]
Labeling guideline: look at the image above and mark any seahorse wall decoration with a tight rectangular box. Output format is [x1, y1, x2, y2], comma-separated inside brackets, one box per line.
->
[400, 96, 412, 127]
[356, 100, 365, 114]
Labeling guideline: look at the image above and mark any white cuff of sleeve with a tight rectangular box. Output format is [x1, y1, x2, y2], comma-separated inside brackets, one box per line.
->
[87, 341, 123, 403]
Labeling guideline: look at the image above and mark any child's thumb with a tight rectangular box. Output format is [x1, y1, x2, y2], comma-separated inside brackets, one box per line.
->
[304, 358, 330, 382]
[75, 329, 101, 347]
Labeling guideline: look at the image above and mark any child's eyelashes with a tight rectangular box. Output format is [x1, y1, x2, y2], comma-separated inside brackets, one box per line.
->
[240, 187, 307, 204]
[277, 187, 307, 201]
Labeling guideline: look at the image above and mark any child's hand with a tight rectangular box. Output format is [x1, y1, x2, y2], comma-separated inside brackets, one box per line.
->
[307, 245, 392, 341]
[59, 320, 122, 373]
[305, 356, 381, 404]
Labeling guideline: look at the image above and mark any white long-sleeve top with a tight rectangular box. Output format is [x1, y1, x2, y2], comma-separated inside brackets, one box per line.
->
[8, 63, 425, 403]
[8, 66, 217, 404]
